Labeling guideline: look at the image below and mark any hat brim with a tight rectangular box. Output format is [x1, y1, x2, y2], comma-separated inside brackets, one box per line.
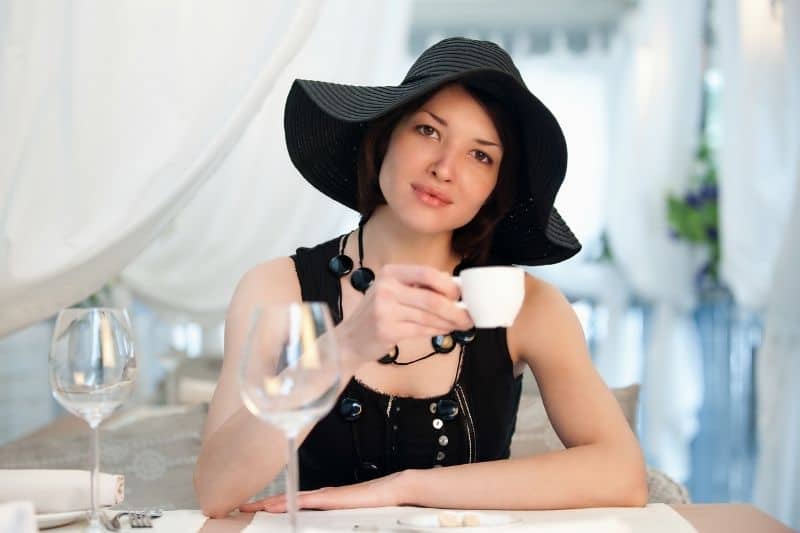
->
[284, 70, 581, 266]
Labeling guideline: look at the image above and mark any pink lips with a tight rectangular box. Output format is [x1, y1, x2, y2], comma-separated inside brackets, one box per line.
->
[411, 184, 452, 207]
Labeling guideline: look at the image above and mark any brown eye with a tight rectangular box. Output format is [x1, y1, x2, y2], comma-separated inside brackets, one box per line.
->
[471, 150, 493, 164]
[416, 124, 439, 138]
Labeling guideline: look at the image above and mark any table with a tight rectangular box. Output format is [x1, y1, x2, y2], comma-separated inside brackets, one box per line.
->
[193, 504, 793, 533]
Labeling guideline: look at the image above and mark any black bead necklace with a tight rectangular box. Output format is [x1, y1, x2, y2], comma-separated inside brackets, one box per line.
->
[327, 220, 476, 366]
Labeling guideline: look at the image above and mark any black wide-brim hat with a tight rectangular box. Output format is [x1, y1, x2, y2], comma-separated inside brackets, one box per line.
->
[284, 37, 581, 266]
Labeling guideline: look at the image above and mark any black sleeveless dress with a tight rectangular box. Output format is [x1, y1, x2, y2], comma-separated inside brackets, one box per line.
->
[291, 236, 523, 490]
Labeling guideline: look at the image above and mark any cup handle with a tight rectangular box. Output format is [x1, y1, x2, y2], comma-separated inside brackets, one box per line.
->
[451, 277, 465, 309]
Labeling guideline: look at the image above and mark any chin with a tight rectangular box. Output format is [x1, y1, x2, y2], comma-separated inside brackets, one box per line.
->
[395, 206, 471, 235]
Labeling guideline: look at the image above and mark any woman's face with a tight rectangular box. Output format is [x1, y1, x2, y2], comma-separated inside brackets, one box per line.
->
[378, 84, 503, 235]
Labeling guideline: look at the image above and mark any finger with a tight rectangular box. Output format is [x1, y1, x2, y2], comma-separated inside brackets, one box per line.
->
[368, 281, 456, 333]
[238, 490, 306, 512]
[382, 264, 461, 300]
[394, 285, 472, 331]
[392, 322, 453, 340]
[261, 491, 328, 513]
[393, 302, 458, 333]
[239, 498, 275, 512]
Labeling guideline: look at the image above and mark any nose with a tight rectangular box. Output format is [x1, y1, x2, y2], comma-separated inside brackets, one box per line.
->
[430, 145, 458, 182]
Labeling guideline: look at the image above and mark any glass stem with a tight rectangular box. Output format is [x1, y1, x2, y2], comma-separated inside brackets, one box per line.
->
[286, 434, 299, 533]
[90, 423, 100, 526]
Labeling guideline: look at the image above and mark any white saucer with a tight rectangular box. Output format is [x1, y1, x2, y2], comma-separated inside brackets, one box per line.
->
[398, 511, 520, 530]
[36, 509, 87, 529]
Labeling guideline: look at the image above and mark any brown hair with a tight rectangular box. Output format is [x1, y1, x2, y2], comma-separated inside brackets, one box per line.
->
[355, 83, 520, 265]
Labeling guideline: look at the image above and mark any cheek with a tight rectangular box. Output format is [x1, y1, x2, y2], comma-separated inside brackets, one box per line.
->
[467, 174, 499, 207]
[377, 155, 396, 196]
[377, 138, 415, 193]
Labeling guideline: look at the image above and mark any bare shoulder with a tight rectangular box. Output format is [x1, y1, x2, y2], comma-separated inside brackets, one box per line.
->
[507, 272, 586, 366]
[518, 273, 575, 325]
[225, 257, 302, 333]
[238, 257, 298, 295]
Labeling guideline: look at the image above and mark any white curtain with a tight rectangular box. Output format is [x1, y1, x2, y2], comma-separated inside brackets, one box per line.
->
[604, 0, 704, 483]
[716, 0, 798, 311]
[122, 1, 411, 322]
[0, 0, 318, 336]
[755, 159, 800, 529]
[0, 1, 411, 336]
[716, 0, 800, 526]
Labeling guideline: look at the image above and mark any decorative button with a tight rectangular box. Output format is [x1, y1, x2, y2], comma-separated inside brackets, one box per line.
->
[350, 267, 375, 292]
[429, 402, 437, 414]
[432, 418, 443, 430]
[339, 397, 362, 421]
[378, 345, 399, 364]
[436, 399, 459, 421]
[328, 254, 353, 277]
[431, 334, 456, 353]
[356, 461, 380, 480]
[438, 434, 449, 446]
[453, 328, 477, 345]
[435, 451, 446, 462]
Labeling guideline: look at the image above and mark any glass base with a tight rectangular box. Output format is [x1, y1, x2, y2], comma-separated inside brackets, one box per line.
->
[85, 516, 106, 533]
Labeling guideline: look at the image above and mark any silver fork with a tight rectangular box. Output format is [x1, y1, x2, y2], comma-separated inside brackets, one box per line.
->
[130, 512, 152, 528]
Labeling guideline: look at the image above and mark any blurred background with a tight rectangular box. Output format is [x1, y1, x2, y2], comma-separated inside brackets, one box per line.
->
[0, 0, 797, 527]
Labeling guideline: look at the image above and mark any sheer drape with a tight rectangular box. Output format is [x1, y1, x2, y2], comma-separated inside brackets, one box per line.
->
[715, 0, 798, 311]
[122, 1, 410, 321]
[0, 1, 411, 335]
[755, 160, 800, 528]
[716, 0, 800, 526]
[0, 0, 319, 335]
[604, 0, 704, 483]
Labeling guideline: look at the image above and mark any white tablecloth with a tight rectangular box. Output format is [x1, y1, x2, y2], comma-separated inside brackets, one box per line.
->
[243, 504, 696, 532]
[48, 504, 697, 532]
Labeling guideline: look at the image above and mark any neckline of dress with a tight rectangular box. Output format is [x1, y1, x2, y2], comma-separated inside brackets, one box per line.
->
[348, 374, 461, 402]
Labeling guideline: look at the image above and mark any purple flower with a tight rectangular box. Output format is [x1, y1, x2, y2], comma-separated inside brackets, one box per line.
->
[686, 192, 701, 208]
[705, 227, 718, 241]
[699, 184, 718, 202]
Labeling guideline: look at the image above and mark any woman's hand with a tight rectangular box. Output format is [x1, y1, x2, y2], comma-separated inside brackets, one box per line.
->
[336, 264, 472, 370]
[238, 471, 412, 513]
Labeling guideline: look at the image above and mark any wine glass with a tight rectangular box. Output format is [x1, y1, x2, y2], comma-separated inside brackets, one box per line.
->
[240, 303, 341, 532]
[49, 307, 137, 532]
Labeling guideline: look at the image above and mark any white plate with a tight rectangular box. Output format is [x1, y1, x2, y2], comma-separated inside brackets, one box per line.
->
[398, 511, 520, 530]
[36, 510, 87, 529]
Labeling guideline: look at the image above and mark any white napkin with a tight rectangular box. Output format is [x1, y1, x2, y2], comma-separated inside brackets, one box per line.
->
[0, 469, 124, 514]
[0, 501, 36, 533]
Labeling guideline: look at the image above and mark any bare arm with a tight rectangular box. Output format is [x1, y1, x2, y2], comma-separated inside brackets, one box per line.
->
[244, 274, 648, 512]
[193, 258, 301, 517]
[195, 261, 471, 517]
[406, 275, 647, 509]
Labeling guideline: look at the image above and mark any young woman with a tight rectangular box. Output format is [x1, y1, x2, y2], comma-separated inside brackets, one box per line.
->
[195, 37, 648, 518]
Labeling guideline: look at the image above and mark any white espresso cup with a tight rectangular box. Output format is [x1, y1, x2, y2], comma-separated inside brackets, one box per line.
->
[452, 266, 525, 328]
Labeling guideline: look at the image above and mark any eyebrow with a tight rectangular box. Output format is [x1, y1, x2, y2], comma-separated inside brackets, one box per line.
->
[421, 109, 502, 149]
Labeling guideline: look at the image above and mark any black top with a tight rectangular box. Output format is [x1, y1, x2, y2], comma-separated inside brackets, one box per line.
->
[291, 236, 523, 490]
